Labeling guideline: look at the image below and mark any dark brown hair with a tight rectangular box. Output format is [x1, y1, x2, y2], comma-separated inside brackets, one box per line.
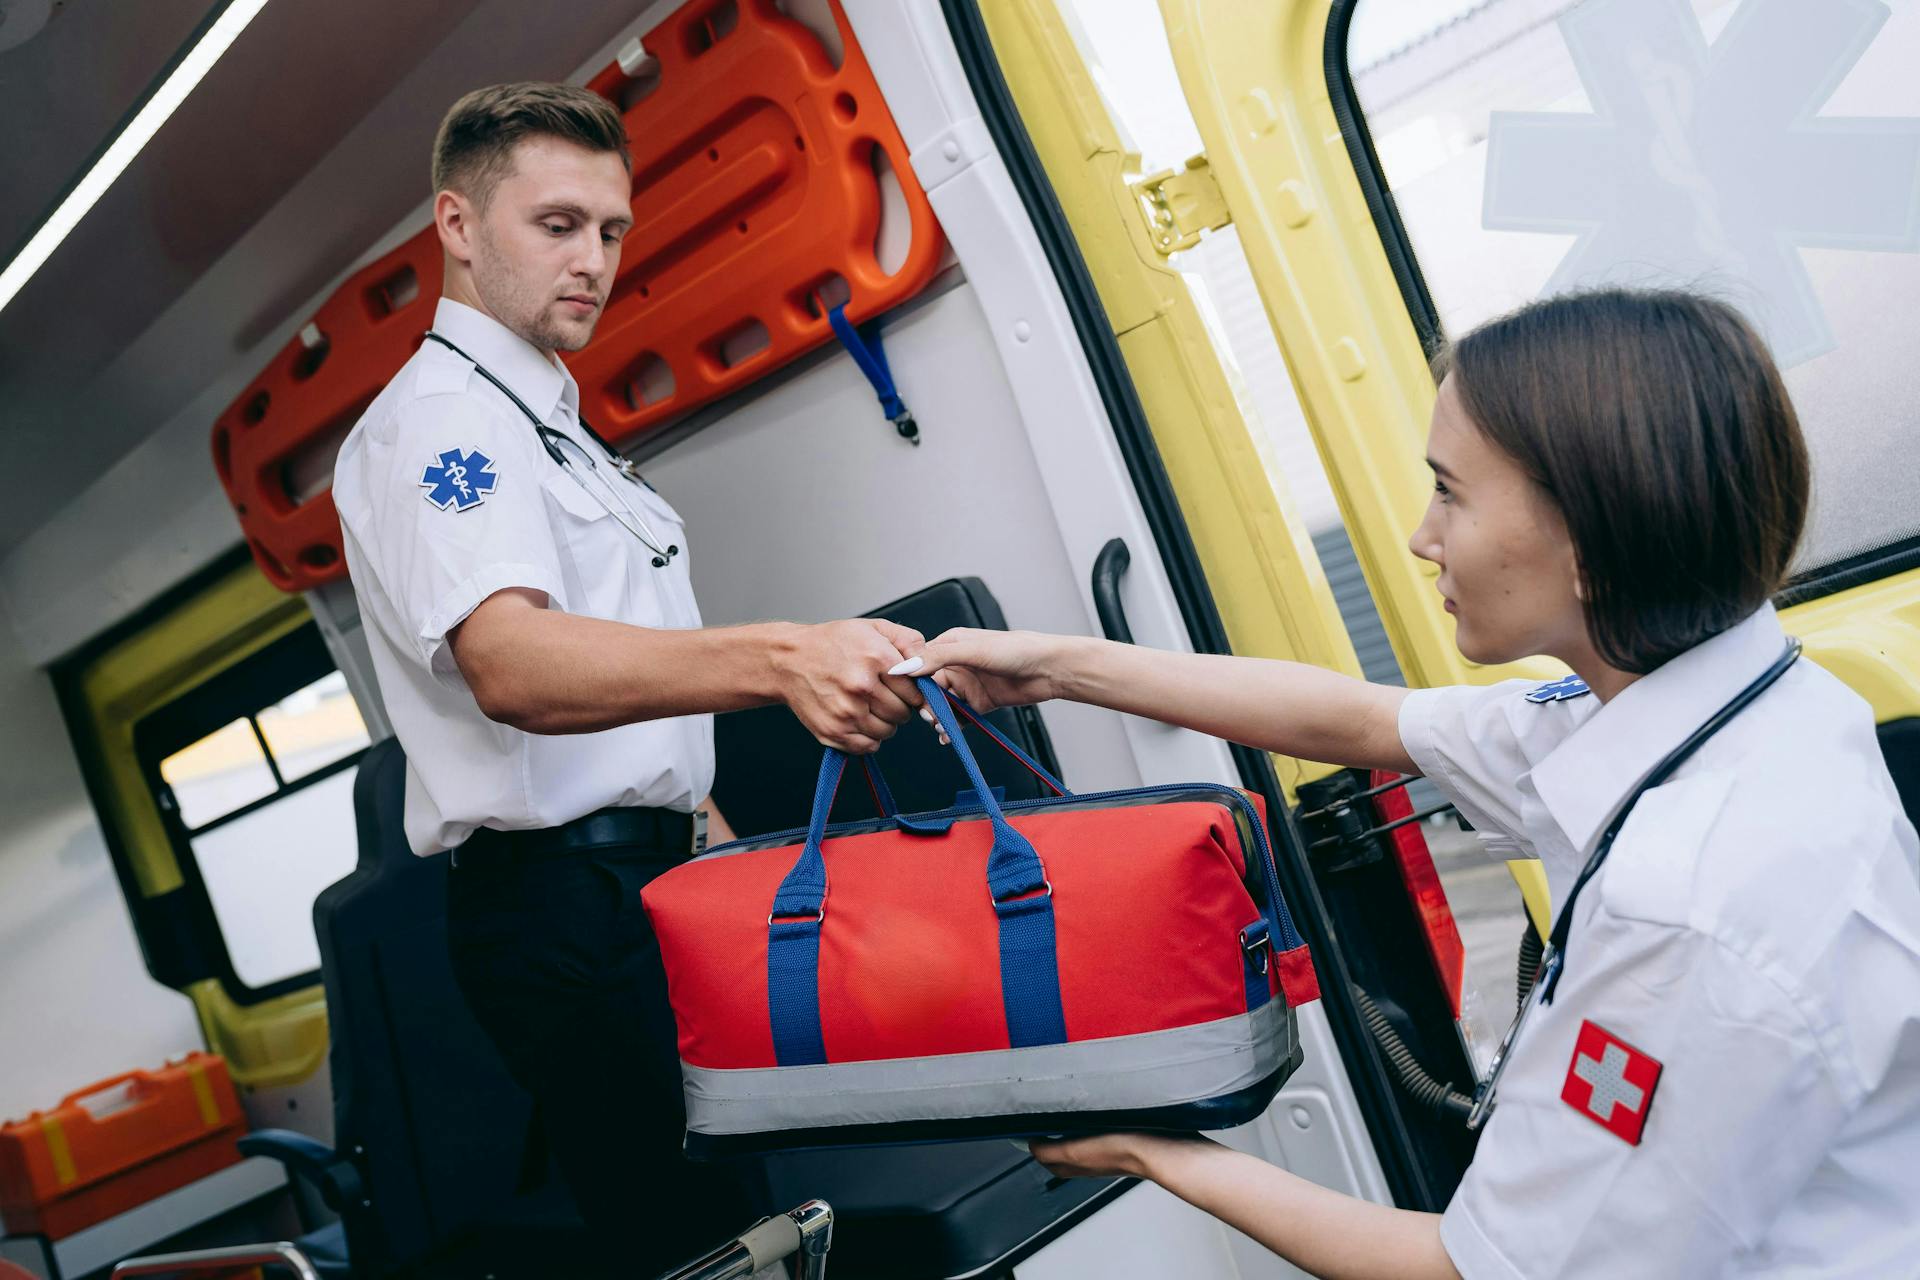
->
[1435, 288, 1809, 674]
[431, 82, 630, 208]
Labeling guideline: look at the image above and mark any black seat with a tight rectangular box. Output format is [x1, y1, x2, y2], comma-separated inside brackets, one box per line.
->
[238, 737, 592, 1278]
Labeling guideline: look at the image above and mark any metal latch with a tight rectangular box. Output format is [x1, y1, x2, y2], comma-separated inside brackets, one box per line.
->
[1132, 153, 1231, 255]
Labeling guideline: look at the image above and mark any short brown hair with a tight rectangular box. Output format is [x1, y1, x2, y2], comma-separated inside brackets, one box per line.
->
[1435, 288, 1809, 674]
[431, 82, 630, 208]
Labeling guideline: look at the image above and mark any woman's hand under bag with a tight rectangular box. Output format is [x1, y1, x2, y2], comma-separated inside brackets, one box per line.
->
[1029, 1131, 1197, 1180]
[1034, 1131, 1462, 1279]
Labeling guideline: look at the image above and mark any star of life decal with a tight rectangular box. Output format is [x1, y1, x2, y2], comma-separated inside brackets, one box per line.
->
[1483, 0, 1920, 367]
[1562, 1019, 1663, 1145]
[420, 447, 499, 512]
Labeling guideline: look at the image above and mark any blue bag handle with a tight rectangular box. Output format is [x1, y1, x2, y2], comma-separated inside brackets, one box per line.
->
[766, 678, 1070, 1065]
[855, 756, 898, 817]
[935, 696, 1069, 798]
[807, 722, 1019, 824]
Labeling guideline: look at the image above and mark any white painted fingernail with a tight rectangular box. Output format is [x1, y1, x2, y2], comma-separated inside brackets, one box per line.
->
[889, 656, 924, 676]
[919, 707, 935, 723]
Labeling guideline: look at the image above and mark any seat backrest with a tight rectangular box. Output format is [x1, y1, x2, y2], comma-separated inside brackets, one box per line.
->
[313, 739, 557, 1273]
[710, 577, 1063, 838]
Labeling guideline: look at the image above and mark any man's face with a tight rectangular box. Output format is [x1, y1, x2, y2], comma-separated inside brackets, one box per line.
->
[467, 136, 633, 353]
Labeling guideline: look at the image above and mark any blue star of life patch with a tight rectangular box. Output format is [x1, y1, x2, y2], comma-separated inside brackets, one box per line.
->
[1526, 674, 1591, 704]
[419, 447, 499, 512]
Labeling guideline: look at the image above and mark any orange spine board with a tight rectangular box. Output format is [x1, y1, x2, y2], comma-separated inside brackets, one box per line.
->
[213, 0, 943, 593]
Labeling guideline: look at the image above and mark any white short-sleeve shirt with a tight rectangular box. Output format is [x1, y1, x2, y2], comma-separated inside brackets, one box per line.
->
[333, 298, 714, 855]
[1400, 605, 1920, 1278]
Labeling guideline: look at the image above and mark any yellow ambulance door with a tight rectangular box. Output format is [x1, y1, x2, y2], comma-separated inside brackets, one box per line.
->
[1157, 0, 1920, 909]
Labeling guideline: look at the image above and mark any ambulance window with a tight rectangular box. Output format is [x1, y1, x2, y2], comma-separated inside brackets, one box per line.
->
[190, 771, 359, 989]
[160, 719, 278, 829]
[255, 672, 370, 782]
[140, 626, 368, 994]
[1340, 0, 1920, 590]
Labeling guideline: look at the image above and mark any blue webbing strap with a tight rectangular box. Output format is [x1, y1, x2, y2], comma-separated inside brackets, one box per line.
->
[766, 752, 846, 1066]
[919, 678, 1068, 1048]
[762, 682, 1071, 1065]
[828, 304, 918, 442]
[860, 756, 898, 817]
[1239, 919, 1273, 1013]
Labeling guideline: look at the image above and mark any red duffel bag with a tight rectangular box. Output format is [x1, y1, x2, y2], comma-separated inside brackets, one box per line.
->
[642, 678, 1318, 1158]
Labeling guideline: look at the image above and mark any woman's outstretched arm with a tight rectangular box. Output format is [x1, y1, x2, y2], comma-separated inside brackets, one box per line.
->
[1034, 1133, 1459, 1280]
[903, 630, 1415, 776]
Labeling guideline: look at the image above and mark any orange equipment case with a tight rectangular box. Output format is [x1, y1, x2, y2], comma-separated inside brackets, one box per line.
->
[213, 0, 944, 594]
[0, 1053, 247, 1240]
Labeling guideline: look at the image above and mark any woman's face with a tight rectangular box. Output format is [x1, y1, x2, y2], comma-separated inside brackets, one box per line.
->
[1408, 376, 1590, 667]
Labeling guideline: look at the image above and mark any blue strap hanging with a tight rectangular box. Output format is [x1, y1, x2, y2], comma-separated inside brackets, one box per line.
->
[828, 303, 919, 445]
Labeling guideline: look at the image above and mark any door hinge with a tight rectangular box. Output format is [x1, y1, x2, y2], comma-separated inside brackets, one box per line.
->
[1132, 153, 1231, 255]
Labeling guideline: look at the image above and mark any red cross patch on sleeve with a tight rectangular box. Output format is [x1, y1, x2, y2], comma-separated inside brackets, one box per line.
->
[1561, 1020, 1662, 1145]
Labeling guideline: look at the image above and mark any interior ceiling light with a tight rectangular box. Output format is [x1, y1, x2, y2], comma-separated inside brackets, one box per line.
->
[0, 0, 272, 315]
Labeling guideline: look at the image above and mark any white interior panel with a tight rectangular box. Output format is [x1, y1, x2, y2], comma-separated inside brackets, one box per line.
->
[645, 281, 1143, 791]
[847, 0, 1238, 789]
[843, 0, 1394, 1225]
[0, 596, 202, 1123]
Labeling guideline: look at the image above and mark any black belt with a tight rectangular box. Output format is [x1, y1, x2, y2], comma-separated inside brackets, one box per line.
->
[453, 806, 694, 870]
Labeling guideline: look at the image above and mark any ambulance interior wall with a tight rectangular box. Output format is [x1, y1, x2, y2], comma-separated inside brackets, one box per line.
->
[0, 593, 203, 1125]
[642, 278, 1148, 793]
[0, 270, 1149, 1131]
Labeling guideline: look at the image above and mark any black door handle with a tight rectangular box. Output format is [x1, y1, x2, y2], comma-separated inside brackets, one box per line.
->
[1091, 537, 1135, 644]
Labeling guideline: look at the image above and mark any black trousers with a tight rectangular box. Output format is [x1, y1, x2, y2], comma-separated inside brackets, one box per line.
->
[446, 839, 755, 1277]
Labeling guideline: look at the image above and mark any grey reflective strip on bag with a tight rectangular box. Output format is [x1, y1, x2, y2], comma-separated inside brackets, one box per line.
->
[681, 1000, 1292, 1136]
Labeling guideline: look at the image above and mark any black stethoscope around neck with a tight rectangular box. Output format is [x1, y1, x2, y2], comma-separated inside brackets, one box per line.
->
[424, 330, 680, 569]
[1466, 636, 1803, 1130]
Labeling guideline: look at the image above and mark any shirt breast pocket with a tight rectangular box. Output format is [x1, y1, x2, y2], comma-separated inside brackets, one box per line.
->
[1601, 769, 1735, 928]
[541, 471, 665, 626]
[543, 468, 608, 525]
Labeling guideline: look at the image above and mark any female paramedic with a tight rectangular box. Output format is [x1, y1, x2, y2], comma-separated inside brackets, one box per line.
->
[898, 289, 1920, 1278]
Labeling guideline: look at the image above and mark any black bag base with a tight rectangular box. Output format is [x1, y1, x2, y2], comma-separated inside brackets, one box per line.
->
[685, 1046, 1303, 1163]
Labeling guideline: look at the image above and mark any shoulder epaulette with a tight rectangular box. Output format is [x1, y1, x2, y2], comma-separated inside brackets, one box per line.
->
[1525, 674, 1590, 704]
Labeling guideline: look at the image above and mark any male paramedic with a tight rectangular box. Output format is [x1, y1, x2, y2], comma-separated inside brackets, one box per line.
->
[331, 82, 926, 1274]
